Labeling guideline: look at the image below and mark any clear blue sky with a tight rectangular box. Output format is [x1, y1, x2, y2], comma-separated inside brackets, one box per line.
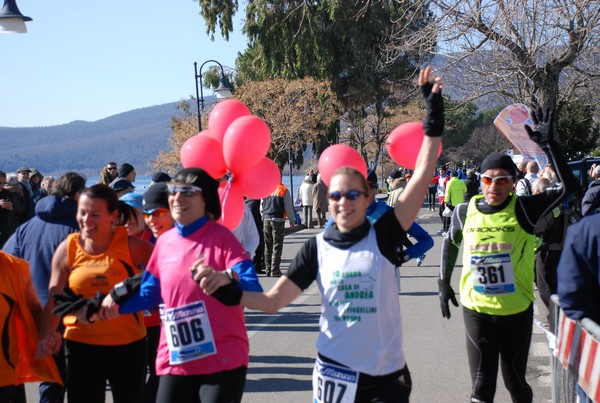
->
[0, 0, 246, 127]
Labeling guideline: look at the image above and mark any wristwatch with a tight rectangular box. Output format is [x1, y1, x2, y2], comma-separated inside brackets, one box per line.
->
[113, 281, 128, 297]
[225, 269, 240, 285]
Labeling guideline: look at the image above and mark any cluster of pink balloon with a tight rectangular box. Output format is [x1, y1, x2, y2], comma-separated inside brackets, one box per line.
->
[180, 99, 281, 230]
[181, 100, 441, 229]
[317, 121, 442, 186]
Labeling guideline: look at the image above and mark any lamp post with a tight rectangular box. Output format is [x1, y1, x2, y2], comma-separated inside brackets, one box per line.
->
[194, 60, 232, 132]
[0, 0, 32, 33]
[288, 148, 294, 201]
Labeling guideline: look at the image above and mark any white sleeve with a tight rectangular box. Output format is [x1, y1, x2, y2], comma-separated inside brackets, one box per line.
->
[233, 204, 260, 258]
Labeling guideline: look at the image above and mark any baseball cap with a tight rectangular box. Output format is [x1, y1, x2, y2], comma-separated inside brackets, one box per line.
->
[142, 182, 169, 210]
[119, 193, 143, 209]
[151, 172, 171, 184]
[109, 178, 135, 192]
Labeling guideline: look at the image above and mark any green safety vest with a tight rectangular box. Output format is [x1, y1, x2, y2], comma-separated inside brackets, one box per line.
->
[460, 194, 535, 315]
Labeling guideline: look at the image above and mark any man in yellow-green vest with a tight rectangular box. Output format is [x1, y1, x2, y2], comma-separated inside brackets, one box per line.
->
[437, 109, 579, 403]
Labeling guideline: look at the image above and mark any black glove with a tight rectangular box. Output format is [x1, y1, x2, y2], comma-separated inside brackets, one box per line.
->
[109, 273, 143, 305]
[84, 292, 107, 322]
[524, 106, 554, 145]
[438, 279, 458, 319]
[211, 283, 243, 306]
[52, 286, 87, 319]
[421, 80, 444, 137]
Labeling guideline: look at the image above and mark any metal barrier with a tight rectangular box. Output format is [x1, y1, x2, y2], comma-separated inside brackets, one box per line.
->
[549, 294, 600, 403]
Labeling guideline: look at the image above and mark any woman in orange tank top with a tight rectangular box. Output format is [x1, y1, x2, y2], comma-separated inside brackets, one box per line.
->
[37, 184, 154, 403]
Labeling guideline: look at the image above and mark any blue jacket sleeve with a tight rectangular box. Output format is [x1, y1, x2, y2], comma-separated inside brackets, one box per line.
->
[404, 222, 434, 260]
[119, 271, 163, 314]
[231, 259, 263, 292]
[557, 219, 600, 323]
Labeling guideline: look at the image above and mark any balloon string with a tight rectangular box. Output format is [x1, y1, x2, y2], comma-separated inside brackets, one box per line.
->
[221, 175, 233, 222]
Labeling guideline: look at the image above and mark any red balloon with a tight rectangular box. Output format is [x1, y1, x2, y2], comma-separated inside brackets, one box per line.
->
[180, 134, 227, 179]
[217, 181, 244, 230]
[385, 122, 443, 170]
[208, 100, 251, 144]
[235, 157, 280, 199]
[317, 144, 368, 186]
[223, 115, 271, 174]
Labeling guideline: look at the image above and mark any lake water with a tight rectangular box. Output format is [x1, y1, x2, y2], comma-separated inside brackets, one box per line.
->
[87, 175, 307, 196]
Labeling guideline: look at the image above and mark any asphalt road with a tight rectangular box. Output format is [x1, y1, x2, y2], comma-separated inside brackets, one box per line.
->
[25, 206, 553, 402]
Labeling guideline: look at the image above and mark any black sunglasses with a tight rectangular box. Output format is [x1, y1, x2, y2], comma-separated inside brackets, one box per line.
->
[327, 189, 367, 201]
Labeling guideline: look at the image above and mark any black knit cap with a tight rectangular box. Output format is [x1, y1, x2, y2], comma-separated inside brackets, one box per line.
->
[118, 163, 135, 178]
[172, 167, 221, 220]
[480, 153, 517, 177]
[367, 169, 378, 189]
[142, 182, 169, 210]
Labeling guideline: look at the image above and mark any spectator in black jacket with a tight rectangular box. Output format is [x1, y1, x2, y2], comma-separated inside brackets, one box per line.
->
[581, 164, 600, 216]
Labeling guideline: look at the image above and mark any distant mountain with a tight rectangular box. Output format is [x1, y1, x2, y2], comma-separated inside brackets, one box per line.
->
[0, 100, 196, 177]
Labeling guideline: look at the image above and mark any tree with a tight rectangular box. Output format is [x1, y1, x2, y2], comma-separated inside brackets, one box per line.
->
[444, 112, 512, 167]
[196, 0, 436, 157]
[555, 99, 599, 160]
[152, 100, 197, 173]
[391, 0, 600, 128]
[234, 77, 342, 169]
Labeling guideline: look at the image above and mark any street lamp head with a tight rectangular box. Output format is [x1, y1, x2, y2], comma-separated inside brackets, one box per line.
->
[194, 59, 233, 132]
[0, 0, 32, 34]
[214, 79, 232, 99]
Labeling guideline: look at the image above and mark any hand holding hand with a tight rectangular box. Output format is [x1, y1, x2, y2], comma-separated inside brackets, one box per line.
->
[524, 106, 554, 145]
[88, 294, 120, 322]
[190, 257, 229, 295]
[36, 332, 62, 358]
[438, 279, 458, 319]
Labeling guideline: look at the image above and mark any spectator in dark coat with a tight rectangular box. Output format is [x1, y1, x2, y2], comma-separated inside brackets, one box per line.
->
[0, 171, 18, 248]
[463, 169, 480, 201]
[581, 164, 600, 216]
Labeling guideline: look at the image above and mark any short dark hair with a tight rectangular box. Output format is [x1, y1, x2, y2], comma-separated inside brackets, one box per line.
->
[172, 168, 221, 220]
[50, 172, 86, 199]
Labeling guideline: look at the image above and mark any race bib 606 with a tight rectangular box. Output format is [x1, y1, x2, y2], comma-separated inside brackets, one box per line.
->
[163, 301, 217, 365]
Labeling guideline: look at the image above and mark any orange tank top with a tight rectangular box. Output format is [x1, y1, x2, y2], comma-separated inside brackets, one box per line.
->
[64, 226, 146, 346]
[0, 252, 62, 387]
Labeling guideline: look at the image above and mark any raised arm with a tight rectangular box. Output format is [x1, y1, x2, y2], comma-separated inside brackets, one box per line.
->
[395, 66, 444, 230]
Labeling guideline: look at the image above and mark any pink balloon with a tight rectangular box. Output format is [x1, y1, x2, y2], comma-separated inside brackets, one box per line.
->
[223, 115, 271, 174]
[235, 157, 280, 199]
[208, 100, 251, 144]
[180, 134, 227, 179]
[385, 122, 443, 170]
[217, 181, 245, 230]
[317, 144, 368, 186]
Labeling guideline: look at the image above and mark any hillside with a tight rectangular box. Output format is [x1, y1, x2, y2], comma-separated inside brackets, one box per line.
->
[0, 101, 195, 177]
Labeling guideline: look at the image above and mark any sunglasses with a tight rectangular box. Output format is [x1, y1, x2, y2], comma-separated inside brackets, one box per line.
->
[167, 185, 202, 197]
[328, 189, 367, 201]
[142, 208, 170, 219]
[107, 167, 117, 171]
[480, 174, 513, 186]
